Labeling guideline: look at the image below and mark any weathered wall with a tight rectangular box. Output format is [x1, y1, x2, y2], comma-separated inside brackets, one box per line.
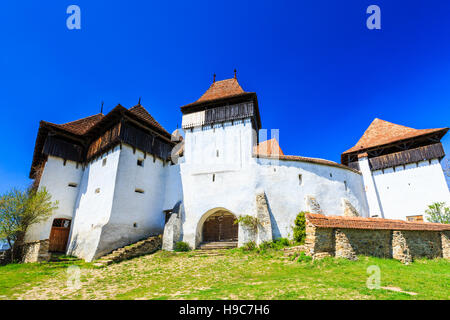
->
[101, 145, 167, 258]
[67, 146, 122, 261]
[22, 239, 51, 263]
[305, 220, 449, 263]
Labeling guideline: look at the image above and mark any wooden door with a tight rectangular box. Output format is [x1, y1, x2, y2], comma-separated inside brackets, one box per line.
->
[202, 212, 238, 242]
[49, 219, 71, 252]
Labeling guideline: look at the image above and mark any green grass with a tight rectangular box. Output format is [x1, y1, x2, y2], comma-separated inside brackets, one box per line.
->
[0, 249, 448, 300]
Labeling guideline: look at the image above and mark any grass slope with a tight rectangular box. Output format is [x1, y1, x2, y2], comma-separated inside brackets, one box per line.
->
[0, 249, 449, 300]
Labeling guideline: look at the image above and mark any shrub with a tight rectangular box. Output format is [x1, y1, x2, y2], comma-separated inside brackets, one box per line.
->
[292, 211, 307, 244]
[174, 241, 191, 252]
[297, 252, 312, 263]
[241, 241, 257, 251]
[425, 202, 450, 224]
[234, 215, 258, 231]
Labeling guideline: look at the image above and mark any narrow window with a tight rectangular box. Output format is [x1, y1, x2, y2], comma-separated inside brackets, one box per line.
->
[216, 150, 219, 157]
[329, 173, 333, 178]
[298, 174, 303, 186]
[102, 158, 107, 167]
[133, 223, 138, 228]
[68, 182, 78, 188]
[137, 159, 144, 167]
[135, 188, 145, 194]
[95, 188, 100, 194]
[212, 174, 215, 182]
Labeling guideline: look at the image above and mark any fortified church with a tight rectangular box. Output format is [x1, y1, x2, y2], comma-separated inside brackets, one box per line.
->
[26, 75, 450, 261]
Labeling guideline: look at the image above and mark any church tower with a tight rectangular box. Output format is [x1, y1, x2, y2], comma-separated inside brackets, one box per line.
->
[180, 74, 262, 170]
[341, 119, 449, 220]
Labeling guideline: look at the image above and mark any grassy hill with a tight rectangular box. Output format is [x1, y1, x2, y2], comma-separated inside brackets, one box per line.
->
[0, 249, 449, 300]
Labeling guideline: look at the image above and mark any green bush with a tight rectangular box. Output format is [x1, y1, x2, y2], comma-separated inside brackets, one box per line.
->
[174, 241, 191, 252]
[292, 212, 307, 244]
[241, 241, 257, 251]
[297, 252, 312, 263]
[425, 202, 450, 224]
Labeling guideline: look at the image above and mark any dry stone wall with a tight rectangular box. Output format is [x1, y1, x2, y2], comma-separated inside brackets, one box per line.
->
[305, 214, 450, 264]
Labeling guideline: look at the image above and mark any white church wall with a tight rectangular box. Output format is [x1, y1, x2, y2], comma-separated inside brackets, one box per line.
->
[180, 119, 258, 248]
[96, 144, 167, 258]
[67, 146, 121, 261]
[163, 162, 183, 211]
[25, 156, 83, 242]
[179, 118, 369, 248]
[255, 158, 369, 239]
[372, 159, 450, 220]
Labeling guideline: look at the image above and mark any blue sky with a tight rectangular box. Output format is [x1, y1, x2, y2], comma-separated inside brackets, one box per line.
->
[0, 0, 449, 193]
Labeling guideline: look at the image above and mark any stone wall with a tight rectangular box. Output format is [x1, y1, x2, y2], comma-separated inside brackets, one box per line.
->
[305, 214, 450, 264]
[22, 239, 51, 263]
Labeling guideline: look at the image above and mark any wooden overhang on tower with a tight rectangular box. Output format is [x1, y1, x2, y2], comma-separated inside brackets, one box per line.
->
[341, 118, 449, 171]
[29, 104, 175, 186]
[180, 77, 262, 130]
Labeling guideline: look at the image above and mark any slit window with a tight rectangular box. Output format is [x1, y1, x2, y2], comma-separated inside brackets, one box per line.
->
[68, 182, 78, 188]
[95, 188, 100, 194]
[344, 180, 347, 191]
[298, 174, 303, 186]
[102, 158, 107, 167]
[135, 188, 145, 194]
[212, 174, 215, 182]
[137, 159, 144, 167]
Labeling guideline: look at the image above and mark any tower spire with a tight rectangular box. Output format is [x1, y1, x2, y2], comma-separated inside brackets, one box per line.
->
[138, 97, 141, 105]
[101, 101, 104, 114]
[234, 69, 237, 79]
[213, 73, 216, 83]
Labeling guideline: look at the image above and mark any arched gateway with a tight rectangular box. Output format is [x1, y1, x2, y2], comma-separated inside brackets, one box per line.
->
[199, 209, 238, 244]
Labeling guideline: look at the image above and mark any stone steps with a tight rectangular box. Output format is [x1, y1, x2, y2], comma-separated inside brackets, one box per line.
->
[93, 234, 162, 267]
[188, 249, 230, 257]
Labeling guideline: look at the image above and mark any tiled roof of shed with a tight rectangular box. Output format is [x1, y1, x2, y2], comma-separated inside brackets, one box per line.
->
[343, 118, 448, 154]
[306, 213, 450, 231]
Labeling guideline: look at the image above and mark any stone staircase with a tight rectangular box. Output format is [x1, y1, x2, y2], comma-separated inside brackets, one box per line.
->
[197, 241, 238, 250]
[187, 242, 238, 257]
[93, 235, 162, 267]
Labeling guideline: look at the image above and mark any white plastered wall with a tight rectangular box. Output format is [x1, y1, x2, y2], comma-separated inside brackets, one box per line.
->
[25, 156, 83, 242]
[372, 159, 450, 220]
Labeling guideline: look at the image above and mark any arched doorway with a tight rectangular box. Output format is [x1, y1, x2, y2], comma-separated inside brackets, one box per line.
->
[202, 211, 238, 242]
[49, 218, 71, 252]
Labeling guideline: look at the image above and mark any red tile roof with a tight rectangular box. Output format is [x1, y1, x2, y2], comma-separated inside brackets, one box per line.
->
[55, 113, 104, 135]
[254, 138, 284, 156]
[197, 78, 245, 102]
[306, 213, 450, 231]
[181, 78, 256, 110]
[255, 154, 361, 174]
[343, 118, 448, 155]
[128, 104, 170, 136]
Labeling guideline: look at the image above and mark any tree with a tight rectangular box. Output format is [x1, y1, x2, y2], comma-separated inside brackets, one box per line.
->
[292, 212, 307, 244]
[444, 158, 450, 178]
[425, 202, 450, 224]
[0, 187, 58, 262]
